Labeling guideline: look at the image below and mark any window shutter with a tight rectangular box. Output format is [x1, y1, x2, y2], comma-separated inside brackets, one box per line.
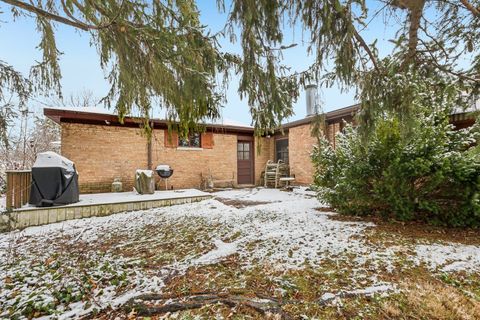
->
[164, 130, 178, 148]
[201, 132, 214, 149]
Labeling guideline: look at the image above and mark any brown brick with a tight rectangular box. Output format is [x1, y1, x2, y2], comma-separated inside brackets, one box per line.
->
[61, 123, 272, 191]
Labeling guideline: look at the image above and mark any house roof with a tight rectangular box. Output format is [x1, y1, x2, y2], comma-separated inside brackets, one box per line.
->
[44, 105, 361, 135]
[44, 107, 255, 134]
[280, 103, 360, 130]
[44, 100, 477, 135]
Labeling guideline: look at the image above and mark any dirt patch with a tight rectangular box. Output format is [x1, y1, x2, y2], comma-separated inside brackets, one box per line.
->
[215, 197, 273, 208]
[329, 214, 480, 246]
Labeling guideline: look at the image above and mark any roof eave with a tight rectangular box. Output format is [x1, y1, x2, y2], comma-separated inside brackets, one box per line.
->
[44, 108, 255, 134]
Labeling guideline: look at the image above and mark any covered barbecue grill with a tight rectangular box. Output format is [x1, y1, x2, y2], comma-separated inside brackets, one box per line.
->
[29, 152, 79, 207]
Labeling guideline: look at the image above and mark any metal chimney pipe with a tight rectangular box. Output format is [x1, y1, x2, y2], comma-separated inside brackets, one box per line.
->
[305, 84, 318, 116]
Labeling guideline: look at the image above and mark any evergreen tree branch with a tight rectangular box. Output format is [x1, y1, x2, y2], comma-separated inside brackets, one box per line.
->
[59, 0, 122, 31]
[1, 0, 94, 31]
[352, 28, 380, 71]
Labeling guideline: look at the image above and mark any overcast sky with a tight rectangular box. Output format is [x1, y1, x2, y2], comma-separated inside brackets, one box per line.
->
[0, 1, 403, 125]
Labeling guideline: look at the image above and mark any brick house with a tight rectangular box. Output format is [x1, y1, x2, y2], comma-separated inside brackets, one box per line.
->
[44, 97, 476, 193]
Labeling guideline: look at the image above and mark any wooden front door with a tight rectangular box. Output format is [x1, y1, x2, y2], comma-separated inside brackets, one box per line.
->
[237, 141, 253, 184]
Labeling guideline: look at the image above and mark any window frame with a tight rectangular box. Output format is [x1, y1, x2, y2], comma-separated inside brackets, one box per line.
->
[178, 132, 201, 148]
[237, 141, 251, 160]
[275, 138, 289, 164]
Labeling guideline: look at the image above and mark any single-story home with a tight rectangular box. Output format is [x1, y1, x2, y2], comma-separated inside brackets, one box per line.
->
[44, 96, 477, 193]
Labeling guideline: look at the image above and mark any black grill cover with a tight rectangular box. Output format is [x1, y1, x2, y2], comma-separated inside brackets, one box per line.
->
[29, 152, 79, 207]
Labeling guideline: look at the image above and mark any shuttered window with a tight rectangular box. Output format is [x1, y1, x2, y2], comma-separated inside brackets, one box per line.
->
[179, 133, 201, 148]
[164, 130, 214, 149]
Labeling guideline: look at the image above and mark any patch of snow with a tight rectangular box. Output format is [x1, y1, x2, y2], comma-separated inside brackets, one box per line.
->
[155, 164, 171, 171]
[207, 117, 252, 128]
[18, 189, 208, 210]
[415, 243, 480, 272]
[321, 292, 336, 301]
[47, 106, 118, 116]
[193, 239, 238, 265]
[214, 186, 315, 203]
[346, 283, 395, 296]
[135, 169, 154, 178]
[33, 151, 75, 171]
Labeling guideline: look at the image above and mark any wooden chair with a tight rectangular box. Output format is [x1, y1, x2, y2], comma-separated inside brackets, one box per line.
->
[264, 160, 288, 188]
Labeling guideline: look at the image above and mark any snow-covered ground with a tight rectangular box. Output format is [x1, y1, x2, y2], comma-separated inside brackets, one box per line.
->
[1, 187, 479, 319]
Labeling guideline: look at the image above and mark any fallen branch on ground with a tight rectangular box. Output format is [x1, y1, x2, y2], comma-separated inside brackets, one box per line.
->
[123, 285, 396, 317]
[124, 292, 292, 319]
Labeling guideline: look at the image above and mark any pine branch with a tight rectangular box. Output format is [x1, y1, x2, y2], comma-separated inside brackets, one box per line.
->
[352, 28, 380, 72]
[1, 0, 94, 31]
[60, 0, 120, 30]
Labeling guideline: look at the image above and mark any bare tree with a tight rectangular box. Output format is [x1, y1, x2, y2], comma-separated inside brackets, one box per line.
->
[47, 89, 100, 109]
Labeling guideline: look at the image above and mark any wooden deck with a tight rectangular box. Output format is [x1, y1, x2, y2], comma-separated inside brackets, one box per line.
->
[0, 189, 211, 232]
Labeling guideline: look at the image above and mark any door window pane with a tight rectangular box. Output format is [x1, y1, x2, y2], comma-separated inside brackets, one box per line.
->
[238, 142, 250, 160]
[275, 139, 289, 163]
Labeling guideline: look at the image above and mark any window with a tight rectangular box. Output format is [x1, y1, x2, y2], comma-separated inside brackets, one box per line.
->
[275, 139, 289, 163]
[237, 142, 250, 160]
[178, 133, 201, 148]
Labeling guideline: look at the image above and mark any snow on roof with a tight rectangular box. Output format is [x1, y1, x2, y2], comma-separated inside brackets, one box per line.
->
[453, 98, 480, 115]
[202, 117, 252, 128]
[48, 106, 118, 115]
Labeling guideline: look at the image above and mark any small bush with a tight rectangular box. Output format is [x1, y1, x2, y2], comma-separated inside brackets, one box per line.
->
[312, 105, 480, 227]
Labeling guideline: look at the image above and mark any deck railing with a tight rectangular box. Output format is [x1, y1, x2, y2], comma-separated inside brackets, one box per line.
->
[6, 170, 32, 210]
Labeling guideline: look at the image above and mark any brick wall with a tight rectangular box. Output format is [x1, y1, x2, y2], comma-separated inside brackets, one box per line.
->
[151, 129, 238, 189]
[288, 123, 317, 185]
[254, 136, 274, 185]
[62, 121, 341, 191]
[61, 123, 147, 193]
[61, 122, 271, 192]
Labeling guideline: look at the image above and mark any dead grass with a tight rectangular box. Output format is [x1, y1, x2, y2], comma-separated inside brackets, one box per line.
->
[329, 214, 480, 246]
[94, 256, 480, 319]
[381, 279, 480, 320]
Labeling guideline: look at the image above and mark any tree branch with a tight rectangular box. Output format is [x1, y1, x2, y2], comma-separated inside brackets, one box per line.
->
[124, 293, 291, 319]
[418, 38, 479, 83]
[460, 0, 480, 17]
[1, 0, 92, 31]
[352, 29, 380, 71]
